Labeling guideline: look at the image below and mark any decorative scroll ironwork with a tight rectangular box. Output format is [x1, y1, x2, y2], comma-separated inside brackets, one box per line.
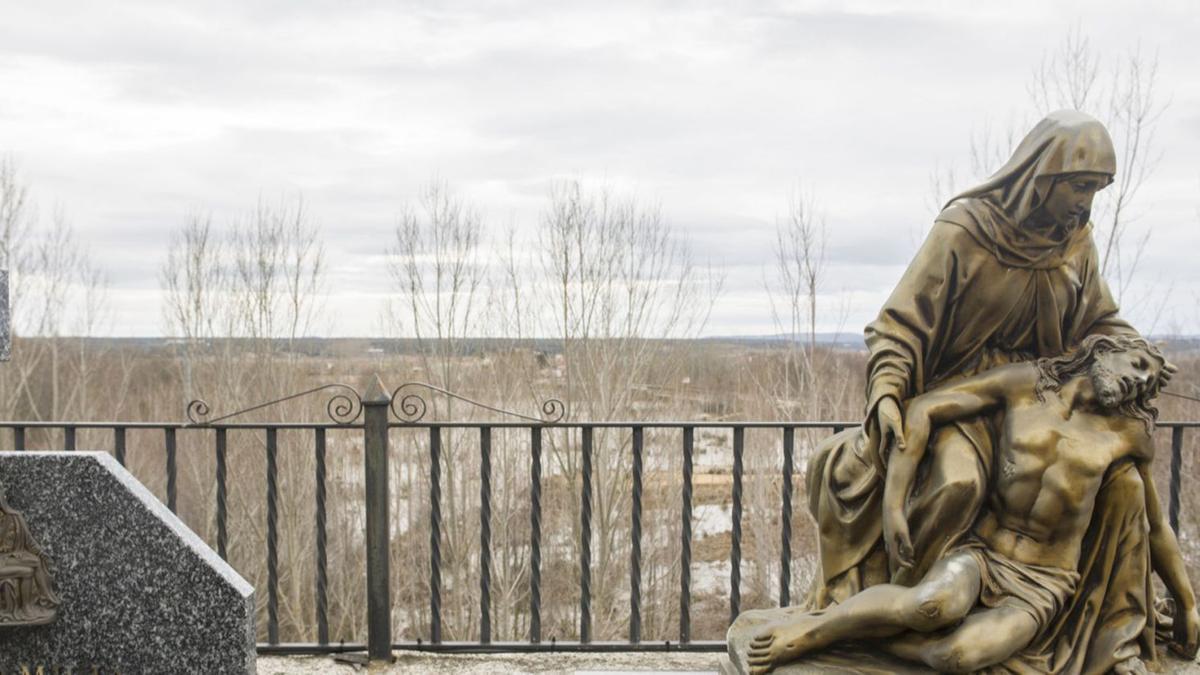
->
[186, 383, 364, 426]
[389, 382, 566, 424]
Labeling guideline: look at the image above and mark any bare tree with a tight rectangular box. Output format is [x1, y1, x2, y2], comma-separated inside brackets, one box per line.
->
[1029, 27, 1165, 301]
[0, 159, 114, 442]
[1029, 26, 1101, 112]
[388, 180, 485, 398]
[230, 197, 325, 347]
[766, 185, 827, 411]
[521, 180, 719, 419]
[156, 195, 330, 643]
[385, 180, 491, 641]
[491, 179, 722, 640]
[161, 213, 226, 401]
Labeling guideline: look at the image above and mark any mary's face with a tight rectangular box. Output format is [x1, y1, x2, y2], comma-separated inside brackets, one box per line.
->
[1039, 172, 1109, 230]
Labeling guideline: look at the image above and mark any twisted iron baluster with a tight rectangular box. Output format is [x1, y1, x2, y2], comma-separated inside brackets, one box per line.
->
[779, 427, 795, 607]
[1170, 426, 1184, 533]
[314, 428, 329, 645]
[479, 427, 492, 645]
[629, 426, 643, 644]
[580, 427, 593, 643]
[530, 426, 543, 644]
[216, 428, 228, 560]
[166, 427, 177, 513]
[429, 426, 443, 644]
[730, 426, 745, 624]
[680, 426, 694, 644]
[266, 428, 280, 645]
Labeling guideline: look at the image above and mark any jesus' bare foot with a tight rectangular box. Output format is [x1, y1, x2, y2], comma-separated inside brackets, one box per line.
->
[746, 614, 826, 674]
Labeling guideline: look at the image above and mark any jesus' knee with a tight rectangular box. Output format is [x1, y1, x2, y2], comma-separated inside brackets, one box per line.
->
[923, 609, 1038, 672]
[900, 579, 974, 633]
[924, 639, 974, 673]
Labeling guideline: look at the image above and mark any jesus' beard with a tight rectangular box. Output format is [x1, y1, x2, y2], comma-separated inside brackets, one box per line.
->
[1089, 361, 1125, 409]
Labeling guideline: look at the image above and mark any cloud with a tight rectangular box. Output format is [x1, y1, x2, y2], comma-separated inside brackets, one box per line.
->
[1, 1, 1198, 336]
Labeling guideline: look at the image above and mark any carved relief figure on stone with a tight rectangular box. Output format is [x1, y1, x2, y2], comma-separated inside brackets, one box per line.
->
[745, 335, 1197, 673]
[0, 490, 59, 626]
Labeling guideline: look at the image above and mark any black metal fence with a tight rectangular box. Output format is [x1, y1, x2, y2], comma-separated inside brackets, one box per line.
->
[1, 379, 1197, 658]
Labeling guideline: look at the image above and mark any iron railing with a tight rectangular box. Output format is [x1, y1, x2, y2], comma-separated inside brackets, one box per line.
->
[1, 379, 1197, 659]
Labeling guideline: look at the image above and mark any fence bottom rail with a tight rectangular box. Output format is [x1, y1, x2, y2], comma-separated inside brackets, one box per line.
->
[256, 640, 726, 655]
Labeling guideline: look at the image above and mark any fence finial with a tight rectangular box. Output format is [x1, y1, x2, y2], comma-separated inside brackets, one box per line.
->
[364, 375, 390, 405]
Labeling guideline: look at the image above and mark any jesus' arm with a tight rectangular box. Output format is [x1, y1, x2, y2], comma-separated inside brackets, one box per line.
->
[1136, 458, 1199, 657]
[882, 364, 1031, 570]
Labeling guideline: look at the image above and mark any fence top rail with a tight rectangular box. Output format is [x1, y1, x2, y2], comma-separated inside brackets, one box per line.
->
[0, 422, 366, 430]
[389, 421, 861, 429]
[0, 420, 1197, 430]
[382, 420, 1200, 429]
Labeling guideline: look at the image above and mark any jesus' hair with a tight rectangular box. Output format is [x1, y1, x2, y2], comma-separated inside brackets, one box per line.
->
[1034, 334, 1175, 432]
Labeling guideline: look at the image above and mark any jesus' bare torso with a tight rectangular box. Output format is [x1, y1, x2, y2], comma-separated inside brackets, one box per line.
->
[977, 383, 1147, 572]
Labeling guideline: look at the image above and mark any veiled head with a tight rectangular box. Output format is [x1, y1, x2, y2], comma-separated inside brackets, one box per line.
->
[948, 110, 1117, 229]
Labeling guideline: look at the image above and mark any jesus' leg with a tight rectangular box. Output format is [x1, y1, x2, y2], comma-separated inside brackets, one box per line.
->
[747, 552, 981, 673]
[884, 605, 1039, 672]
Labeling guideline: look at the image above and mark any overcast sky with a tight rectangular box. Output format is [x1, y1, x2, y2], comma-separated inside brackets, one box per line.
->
[1, 0, 1198, 337]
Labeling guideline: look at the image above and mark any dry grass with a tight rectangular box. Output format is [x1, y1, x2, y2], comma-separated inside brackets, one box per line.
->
[1, 337, 1198, 646]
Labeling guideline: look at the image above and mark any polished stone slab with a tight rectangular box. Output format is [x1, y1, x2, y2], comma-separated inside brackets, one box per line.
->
[0, 451, 255, 673]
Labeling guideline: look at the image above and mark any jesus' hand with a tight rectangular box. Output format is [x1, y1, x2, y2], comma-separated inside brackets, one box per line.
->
[883, 508, 914, 572]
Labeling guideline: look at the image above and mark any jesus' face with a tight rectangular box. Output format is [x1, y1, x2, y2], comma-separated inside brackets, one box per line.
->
[1089, 348, 1162, 408]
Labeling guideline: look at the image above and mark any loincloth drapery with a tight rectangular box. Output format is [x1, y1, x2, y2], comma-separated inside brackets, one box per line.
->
[954, 536, 1080, 637]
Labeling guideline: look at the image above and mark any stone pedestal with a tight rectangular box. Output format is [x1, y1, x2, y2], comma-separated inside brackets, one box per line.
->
[0, 451, 255, 673]
[723, 606, 929, 674]
[723, 606, 1200, 674]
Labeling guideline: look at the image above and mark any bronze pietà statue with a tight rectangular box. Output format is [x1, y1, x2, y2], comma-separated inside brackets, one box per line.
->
[728, 110, 1199, 674]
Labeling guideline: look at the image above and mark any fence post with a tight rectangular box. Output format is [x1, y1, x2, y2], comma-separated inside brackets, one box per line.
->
[363, 375, 393, 661]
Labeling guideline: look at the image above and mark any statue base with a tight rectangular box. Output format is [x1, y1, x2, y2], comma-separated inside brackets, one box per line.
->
[724, 606, 1200, 674]
[723, 606, 931, 674]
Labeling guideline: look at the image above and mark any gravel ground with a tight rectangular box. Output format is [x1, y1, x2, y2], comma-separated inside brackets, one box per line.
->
[257, 652, 722, 675]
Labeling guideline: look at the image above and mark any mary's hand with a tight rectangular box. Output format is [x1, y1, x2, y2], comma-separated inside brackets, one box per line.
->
[875, 396, 906, 464]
